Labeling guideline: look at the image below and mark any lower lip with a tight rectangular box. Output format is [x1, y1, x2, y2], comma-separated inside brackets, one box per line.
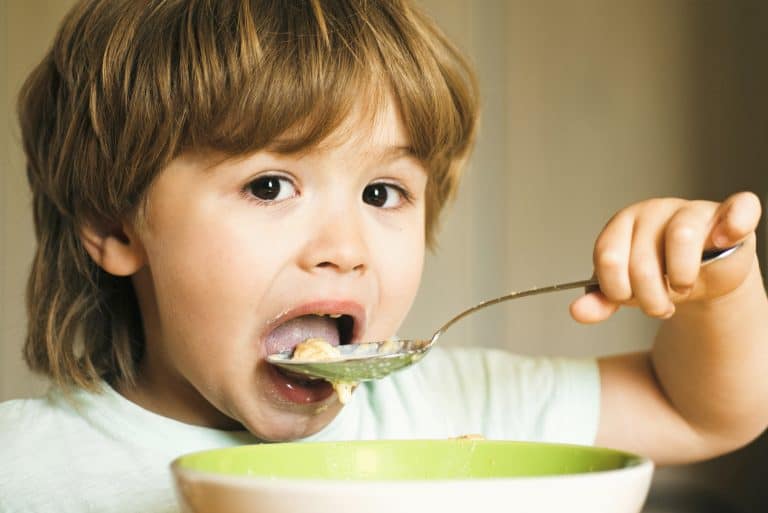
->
[267, 363, 335, 404]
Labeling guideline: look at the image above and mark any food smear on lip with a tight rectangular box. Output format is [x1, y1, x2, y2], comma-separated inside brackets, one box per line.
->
[291, 338, 357, 404]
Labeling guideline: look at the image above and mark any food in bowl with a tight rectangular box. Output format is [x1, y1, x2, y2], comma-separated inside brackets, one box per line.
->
[171, 439, 654, 513]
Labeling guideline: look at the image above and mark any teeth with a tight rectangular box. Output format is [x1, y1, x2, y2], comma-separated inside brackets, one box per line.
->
[312, 313, 343, 318]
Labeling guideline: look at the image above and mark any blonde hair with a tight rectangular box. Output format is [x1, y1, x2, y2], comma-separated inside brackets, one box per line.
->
[19, 0, 479, 390]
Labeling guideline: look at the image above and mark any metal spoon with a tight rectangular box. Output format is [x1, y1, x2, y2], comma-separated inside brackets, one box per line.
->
[267, 244, 742, 383]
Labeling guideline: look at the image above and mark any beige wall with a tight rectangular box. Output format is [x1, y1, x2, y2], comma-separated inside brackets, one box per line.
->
[2, 0, 77, 400]
[2, 1, 766, 511]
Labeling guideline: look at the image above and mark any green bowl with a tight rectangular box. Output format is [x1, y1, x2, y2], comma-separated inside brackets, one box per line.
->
[171, 440, 653, 513]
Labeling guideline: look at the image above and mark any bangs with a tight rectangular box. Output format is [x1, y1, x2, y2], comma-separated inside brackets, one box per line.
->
[40, 0, 477, 237]
[149, 0, 477, 163]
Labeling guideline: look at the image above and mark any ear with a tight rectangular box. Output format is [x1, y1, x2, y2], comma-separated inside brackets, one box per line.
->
[80, 221, 146, 276]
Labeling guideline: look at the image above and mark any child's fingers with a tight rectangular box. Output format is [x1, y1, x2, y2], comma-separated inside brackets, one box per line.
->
[592, 211, 634, 303]
[710, 192, 762, 248]
[664, 201, 716, 295]
[583, 193, 761, 322]
[629, 221, 675, 318]
[569, 291, 620, 324]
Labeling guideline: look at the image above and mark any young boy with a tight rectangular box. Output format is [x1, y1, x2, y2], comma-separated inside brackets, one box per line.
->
[2, 1, 767, 512]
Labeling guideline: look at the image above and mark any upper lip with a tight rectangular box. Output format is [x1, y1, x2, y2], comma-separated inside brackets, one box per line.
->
[261, 299, 366, 354]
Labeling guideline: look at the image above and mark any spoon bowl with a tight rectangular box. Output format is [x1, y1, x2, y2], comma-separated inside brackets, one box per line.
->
[267, 339, 431, 382]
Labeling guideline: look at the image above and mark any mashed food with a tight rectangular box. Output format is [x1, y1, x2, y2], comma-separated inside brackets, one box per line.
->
[291, 338, 356, 404]
[291, 337, 342, 361]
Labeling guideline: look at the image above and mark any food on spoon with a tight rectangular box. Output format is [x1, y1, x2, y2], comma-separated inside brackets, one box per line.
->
[290, 338, 357, 404]
[349, 338, 402, 357]
[291, 337, 342, 361]
[377, 338, 401, 354]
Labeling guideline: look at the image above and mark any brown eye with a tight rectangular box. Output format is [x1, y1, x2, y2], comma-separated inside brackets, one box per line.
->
[247, 175, 296, 202]
[362, 183, 408, 209]
[362, 183, 388, 207]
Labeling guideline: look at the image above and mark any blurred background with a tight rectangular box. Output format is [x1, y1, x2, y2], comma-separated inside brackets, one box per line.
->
[1, 1, 766, 511]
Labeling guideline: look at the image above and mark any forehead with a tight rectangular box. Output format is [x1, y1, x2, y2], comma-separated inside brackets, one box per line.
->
[180, 97, 417, 177]
[272, 94, 413, 159]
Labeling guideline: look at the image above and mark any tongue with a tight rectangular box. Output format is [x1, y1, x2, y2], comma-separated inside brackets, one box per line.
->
[265, 315, 340, 355]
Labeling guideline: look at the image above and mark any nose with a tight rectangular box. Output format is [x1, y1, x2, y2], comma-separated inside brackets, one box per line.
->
[299, 206, 368, 274]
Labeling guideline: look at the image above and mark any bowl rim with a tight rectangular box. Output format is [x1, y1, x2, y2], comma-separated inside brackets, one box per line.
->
[170, 439, 654, 488]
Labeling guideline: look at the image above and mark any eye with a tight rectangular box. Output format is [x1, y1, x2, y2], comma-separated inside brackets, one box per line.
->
[246, 175, 297, 202]
[362, 183, 410, 209]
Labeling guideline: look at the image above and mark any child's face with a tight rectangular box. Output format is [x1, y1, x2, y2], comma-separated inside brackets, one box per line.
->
[128, 99, 427, 440]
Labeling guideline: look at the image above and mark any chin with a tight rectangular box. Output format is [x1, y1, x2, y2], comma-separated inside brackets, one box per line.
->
[240, 401, 343, 442]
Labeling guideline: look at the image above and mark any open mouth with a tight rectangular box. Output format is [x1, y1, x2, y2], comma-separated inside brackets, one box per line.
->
[264, 313, 355, 356]
[264, 309, 359, 404]
[267, 364, 335, 404]
[334, 314, 355, 346]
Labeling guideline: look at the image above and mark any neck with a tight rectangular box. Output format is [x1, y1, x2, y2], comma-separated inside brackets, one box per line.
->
[116, 359, 243, 431]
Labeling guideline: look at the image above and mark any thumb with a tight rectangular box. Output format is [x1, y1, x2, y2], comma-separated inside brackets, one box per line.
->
[709, 191, 762, 248]
[570, 292, 621, 324]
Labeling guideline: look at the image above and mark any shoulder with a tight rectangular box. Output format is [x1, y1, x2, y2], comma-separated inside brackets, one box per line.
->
[0, 391, 82, 447]
[398, 346, 578, 390]
[411, 346, 599, 392]
[0, 394, 78, 510]
[351, 347, 521, 437]
[364, 347, 600, 443]
[0, 389, 181, 513]
[0, 394, 64, 446]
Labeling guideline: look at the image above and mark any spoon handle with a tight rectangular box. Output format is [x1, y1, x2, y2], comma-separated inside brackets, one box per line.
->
[430, 243, 743, 345]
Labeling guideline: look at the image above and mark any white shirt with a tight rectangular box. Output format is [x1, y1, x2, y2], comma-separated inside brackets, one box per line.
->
[0, 347, 599, 513]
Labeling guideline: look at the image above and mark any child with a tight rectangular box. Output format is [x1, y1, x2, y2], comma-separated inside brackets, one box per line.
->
[1, 1, 767, 512]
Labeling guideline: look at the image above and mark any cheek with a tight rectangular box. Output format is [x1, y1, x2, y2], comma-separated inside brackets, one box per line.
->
[142, 216, 282, 356]
[372, 218, 426, 331]
[393, 239, 424, 299]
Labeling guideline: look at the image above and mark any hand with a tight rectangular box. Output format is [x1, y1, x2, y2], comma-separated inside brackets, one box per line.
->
[570, 191, 762, 324]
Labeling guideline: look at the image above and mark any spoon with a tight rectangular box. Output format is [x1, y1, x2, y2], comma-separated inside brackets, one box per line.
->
[267, 243, 742, 383]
